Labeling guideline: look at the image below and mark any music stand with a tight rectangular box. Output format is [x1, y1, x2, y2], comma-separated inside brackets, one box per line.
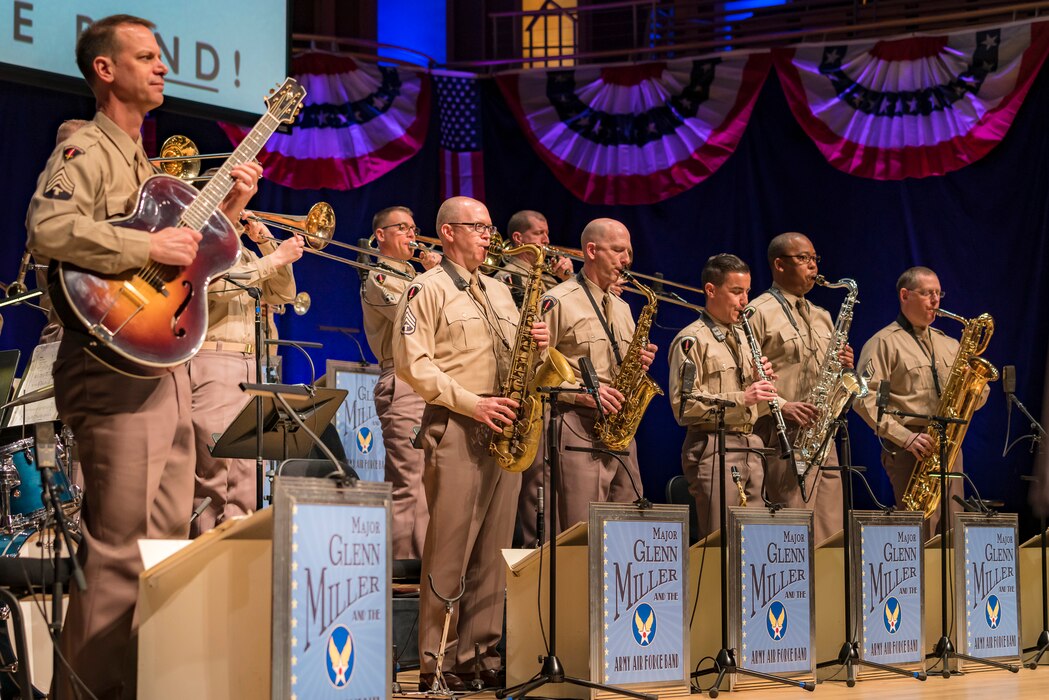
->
[211, 384, 347, 463]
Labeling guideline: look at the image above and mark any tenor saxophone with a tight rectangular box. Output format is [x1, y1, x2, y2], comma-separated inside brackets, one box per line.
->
[489, 245, 574, 472]
[901, 309, 998, 517]
[793, 276, 872, 479]
[594, 272, 664, 451]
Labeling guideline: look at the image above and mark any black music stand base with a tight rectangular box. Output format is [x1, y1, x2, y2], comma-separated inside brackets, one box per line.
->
[816, 419, 925, 685]
[1027, 630, 1049, 669]
[497, 390, 654, 700]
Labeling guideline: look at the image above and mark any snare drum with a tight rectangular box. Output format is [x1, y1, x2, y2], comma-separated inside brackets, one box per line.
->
[0, 439, 76, 527]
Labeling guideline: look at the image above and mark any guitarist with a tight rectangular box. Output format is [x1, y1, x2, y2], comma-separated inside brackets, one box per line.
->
[25, 15, 261, 699]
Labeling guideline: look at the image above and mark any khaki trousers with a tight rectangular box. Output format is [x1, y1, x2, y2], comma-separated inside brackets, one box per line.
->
[188, 349, 256, 536]
[755, 415, 843, 543]
[555, 405, 642, 535]
[883, 443, 964, 538]
[375, 368, 428, 560]
[417, 406, 520, 673]
[681, 430, 765, 540]
[53, 336, 194, 700]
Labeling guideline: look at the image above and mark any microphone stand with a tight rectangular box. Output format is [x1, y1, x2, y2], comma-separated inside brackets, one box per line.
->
[884, 407, 1019, 676]
[701, 397, 814, 695]
[497, 386, 654, 700]
[1020, 475, 1049, 668]
[816, 415, 926, 684]
[221, 275, 266, 509]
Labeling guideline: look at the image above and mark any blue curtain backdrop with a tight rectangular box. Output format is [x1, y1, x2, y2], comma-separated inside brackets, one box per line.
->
[1, 60, 1047, 536]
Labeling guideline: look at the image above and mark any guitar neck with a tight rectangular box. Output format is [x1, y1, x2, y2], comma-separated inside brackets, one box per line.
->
[179, 112, 282, 231]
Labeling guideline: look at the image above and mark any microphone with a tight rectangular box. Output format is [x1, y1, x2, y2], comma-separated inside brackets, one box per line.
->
[678, 360, 696, 422]
[876, 381, 891, 425]
[578, 356, 605, 420]
[1003, 365, 1016, 395]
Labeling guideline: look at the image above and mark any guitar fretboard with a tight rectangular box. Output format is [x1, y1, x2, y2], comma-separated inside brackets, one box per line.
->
[179, 112, 281, 231]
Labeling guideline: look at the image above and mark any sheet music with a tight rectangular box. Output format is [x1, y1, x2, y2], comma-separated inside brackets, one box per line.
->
[5, 341, 59, 427]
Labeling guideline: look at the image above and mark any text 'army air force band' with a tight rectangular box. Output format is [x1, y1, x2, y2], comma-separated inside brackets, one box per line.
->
[11, 13, 1009, 700]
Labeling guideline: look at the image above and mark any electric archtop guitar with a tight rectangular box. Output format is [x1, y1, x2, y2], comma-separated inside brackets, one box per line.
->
[55, 78, 306, 370]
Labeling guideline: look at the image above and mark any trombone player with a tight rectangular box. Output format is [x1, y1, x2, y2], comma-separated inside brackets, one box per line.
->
[189, 210, 303, 535]
[362, 206, 441, 560]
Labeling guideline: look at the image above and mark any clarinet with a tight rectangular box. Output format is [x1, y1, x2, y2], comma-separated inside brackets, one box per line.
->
[739, 307, 793, 459]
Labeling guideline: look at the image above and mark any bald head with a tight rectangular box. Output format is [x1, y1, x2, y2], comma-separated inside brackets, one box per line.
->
[767, 232, 810, 267]
[768, 231, 819, 296]
[436, 196, 493, 271]
[580, 218, 632, 291]
[580, 218, 626, 249]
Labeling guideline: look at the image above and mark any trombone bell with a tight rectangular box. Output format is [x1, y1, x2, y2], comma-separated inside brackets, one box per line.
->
[249, 203, 336, 250]
[292, 292, 311, 315]
[156, 135, 200, 180]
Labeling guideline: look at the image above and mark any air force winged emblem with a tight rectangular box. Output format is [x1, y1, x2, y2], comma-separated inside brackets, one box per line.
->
[883, 597, 901, 634]
[631, 603, 657, 646]
[766, 601, 787, 641]
[326, 625, 354, 688]
[985, 595, 1001, 629]
[356, 427, 374, 454]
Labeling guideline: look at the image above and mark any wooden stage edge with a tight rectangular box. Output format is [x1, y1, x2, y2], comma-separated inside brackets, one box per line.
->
[393, 666, 1046, 700]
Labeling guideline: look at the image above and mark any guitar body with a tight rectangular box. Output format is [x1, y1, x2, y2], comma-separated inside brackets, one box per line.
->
[56, 175, 240, 368]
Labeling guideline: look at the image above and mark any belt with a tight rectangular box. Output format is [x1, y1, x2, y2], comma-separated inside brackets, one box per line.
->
[199, 341, 253, 354]
[380, 359, 395, 371]
[689, 422, 753, 435]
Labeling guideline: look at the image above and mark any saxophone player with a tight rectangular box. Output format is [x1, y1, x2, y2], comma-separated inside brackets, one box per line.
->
[539, 218, 657, 535]
[361, 206, 441, 560]
[393, 196, 548, 691]
[853, 266, 987, 535]
[494, 209, 572, 546]
[669, 255, 778, 539]
[747, 232, 853, 542]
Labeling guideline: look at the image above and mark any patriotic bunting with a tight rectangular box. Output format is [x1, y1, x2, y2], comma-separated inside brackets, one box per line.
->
[773, 21, 1049, 179]
[496, 54, 772, 205]
[220, 52, 431, 191]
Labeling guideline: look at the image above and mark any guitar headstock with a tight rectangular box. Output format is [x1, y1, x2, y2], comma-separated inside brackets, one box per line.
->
[264, 78, 307, 125]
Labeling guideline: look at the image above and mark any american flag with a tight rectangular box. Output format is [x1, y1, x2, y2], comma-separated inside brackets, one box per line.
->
[433, 72, 485, 200]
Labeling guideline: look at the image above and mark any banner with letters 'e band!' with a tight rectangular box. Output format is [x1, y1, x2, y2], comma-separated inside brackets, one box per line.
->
[955, 512, 1022, 665]
[272, 477, 392, 700]
[852, 511, 926, 668]
[728, 508, 816, 685]
[589, 503, 690, 694]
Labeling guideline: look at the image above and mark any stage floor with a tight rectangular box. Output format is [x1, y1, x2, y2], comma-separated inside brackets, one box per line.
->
[394, 666, 1045, 699]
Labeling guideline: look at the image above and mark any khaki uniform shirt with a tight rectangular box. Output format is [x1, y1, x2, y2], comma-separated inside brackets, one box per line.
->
[541, 273, 636, 402]
[362, 259, 416, 365]
[669, 314, 758, 427]
[747, 284, 834, 416]
[26, 112, 154, 280]
[854, 318, 959, 447]
[393, 259, 517, 417]
[205, 240, 296, 346]
[494, 255, 563, 307]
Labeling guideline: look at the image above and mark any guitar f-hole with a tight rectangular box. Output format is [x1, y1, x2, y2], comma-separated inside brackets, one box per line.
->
[171, 280, 193, 338]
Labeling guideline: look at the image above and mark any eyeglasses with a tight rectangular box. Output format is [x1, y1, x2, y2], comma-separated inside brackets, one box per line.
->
[907, 289, 946, 300]
[379, 222, 421, 236]
[780, 253, 821, 265]
[448, 222, 498, 236]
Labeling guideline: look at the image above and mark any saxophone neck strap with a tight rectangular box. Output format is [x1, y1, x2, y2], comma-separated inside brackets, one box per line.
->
[767, 286, 800, 334]
[896, 314, 941, 397]
[577, 272, 623, 366]
[699, 309, 746, 383]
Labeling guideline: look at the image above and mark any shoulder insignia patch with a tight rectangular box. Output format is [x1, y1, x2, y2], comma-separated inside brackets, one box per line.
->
[42, 168, 75, 200]
[405, 283, 422, 302]
[62, 146, 84, 160]
[375, 273, 386, 285]
[680, 336, 696, 355]
[401, 306, 417, 335]
[540, 296, 557, 315]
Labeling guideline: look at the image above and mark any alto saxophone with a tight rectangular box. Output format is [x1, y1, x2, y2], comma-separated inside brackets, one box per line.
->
[794, 276, 872, 479]
[489, 244, 574, 472]
[901, 309, 998, 517]
[594, 272, 664, 451]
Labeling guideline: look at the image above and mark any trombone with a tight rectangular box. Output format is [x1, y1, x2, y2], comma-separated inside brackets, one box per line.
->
[150, 135, 233, 182]
[246, 203, 413, 280]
